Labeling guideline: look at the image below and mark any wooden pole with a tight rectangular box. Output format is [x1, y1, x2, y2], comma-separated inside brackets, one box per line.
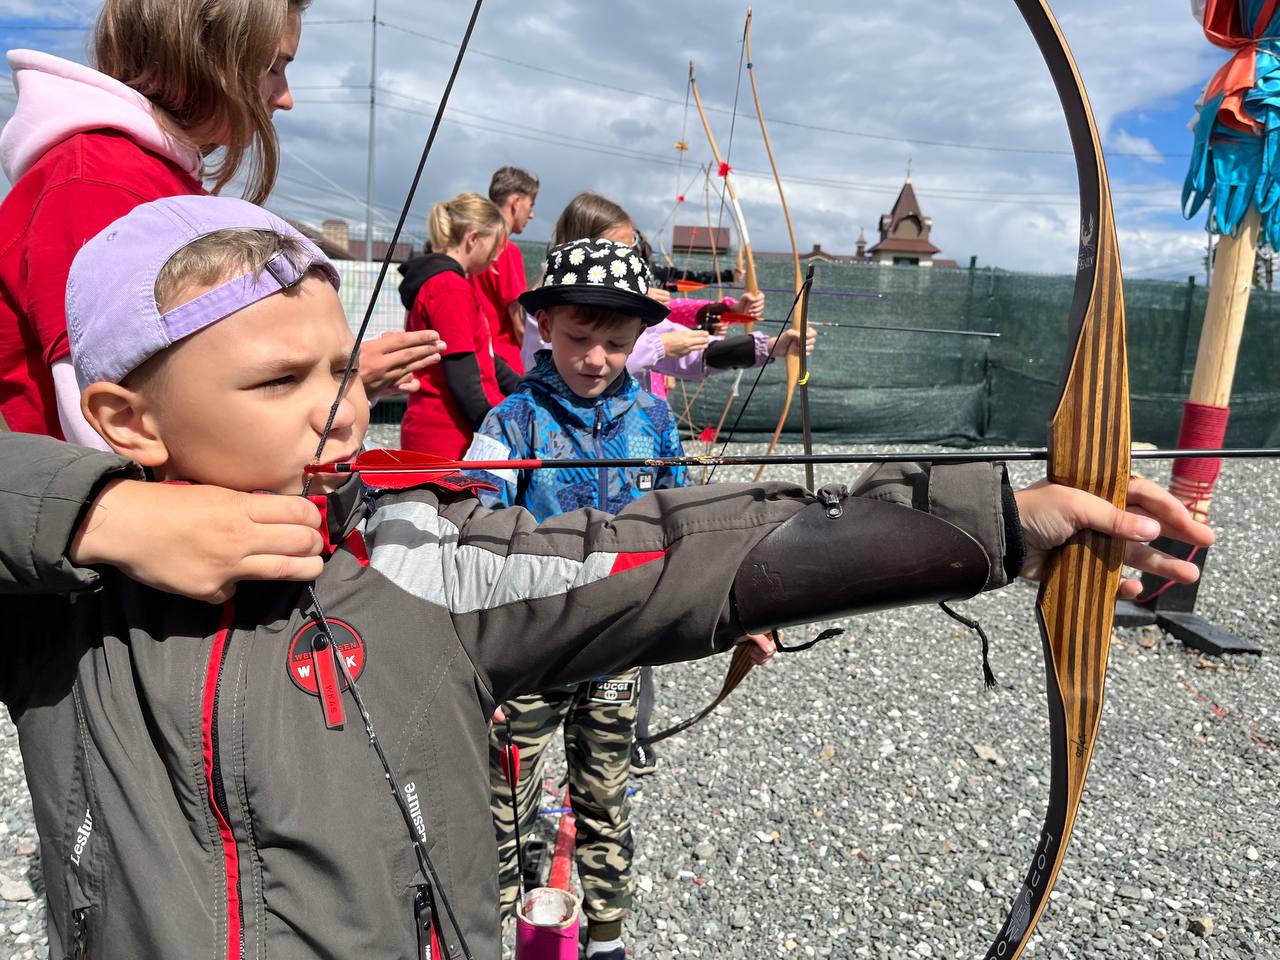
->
[1176, 206, 1259, 520]
[1190, 207, 1258, 408]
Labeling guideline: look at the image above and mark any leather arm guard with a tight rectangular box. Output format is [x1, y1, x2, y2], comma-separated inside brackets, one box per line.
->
[732, 487, 992, 634]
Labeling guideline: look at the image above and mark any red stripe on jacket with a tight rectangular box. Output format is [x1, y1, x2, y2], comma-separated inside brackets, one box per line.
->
[201, 604, 242, 960]
[609, 550, 666, 575]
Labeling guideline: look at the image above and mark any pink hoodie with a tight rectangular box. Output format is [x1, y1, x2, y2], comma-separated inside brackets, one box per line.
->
[0, 50, 205, 440]
[1, 49, 201, 183]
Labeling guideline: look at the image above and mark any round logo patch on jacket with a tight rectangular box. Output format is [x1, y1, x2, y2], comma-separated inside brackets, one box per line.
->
[287, 619, 366, 695]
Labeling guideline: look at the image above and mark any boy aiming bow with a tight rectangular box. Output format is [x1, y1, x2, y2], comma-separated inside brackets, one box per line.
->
[0, 195, 1210, 959]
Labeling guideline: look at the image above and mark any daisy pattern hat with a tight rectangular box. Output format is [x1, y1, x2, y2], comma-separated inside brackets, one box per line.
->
[519, 238, 669, 325]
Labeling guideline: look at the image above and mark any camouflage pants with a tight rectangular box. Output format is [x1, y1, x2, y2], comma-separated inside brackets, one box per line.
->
[490, 666, 641, 925]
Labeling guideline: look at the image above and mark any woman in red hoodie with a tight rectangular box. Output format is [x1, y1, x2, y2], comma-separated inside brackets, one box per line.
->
[1, 0, 297, 444]
[0, 0, 439, 446]
[0, 0, 437, 602]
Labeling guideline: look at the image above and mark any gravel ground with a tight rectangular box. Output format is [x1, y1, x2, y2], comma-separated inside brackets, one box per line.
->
[3, 441, 1277, 959]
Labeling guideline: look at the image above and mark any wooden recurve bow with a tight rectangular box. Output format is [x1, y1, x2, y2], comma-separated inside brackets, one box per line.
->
[689, 60, 760, 449]
[985, 1, 1129, 956]
[689, 61, 759, 310]
[744, 8, 807, 482]
[642, 12, 814, 743]
[652, 0, 1132, 940]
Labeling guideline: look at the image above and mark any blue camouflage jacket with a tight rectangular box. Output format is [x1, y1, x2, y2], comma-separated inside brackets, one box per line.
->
[464, 350, 688, 521]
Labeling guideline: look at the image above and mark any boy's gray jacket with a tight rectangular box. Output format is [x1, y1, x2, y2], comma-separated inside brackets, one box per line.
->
[0, 434, 1015, 960]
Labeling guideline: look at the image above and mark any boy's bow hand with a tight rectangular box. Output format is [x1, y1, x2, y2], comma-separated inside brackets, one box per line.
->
[736, 632, 776, 665]
[1014, 476, 1215, 598]
[70, 480, 325, 604]
[359, 329, 445, 400]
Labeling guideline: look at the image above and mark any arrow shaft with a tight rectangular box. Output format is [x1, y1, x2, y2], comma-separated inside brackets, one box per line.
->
[727, 316, 998, 338]
[758, 285, 882, 299]
[310, 447, 1278, 477]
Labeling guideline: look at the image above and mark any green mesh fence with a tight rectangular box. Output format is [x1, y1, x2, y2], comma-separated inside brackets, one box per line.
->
[680, 257, 1280, 448]
[336, 246, 1280, 446]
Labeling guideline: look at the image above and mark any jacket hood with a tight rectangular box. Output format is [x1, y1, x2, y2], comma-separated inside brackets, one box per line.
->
[0, 50, 203, 184]
[523, 349, 638, 430]
[397, 252, 464, 311]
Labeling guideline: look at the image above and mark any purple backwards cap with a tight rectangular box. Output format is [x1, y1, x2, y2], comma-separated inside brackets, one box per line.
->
[67, 194, 340, 387]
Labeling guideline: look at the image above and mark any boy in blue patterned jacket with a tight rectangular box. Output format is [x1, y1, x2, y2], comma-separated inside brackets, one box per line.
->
[465, 237, 771, 958]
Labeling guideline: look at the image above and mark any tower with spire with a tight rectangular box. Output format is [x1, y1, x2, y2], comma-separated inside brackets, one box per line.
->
[867, 164, 942, 266]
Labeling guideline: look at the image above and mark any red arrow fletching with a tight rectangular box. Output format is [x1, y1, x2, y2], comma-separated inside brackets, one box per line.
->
[308, 448, 462, 489]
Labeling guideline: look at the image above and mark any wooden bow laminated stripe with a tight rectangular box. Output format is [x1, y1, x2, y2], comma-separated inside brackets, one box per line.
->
[985, 2, 1130, 956]
[744, 8, 806, 482]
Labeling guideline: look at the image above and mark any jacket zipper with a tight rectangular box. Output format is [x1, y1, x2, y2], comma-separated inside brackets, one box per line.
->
[414, 885, 435, 959]
[203, 603, 245, 960]
[69, 907, 91, 960]
[593, 404, 608, 510]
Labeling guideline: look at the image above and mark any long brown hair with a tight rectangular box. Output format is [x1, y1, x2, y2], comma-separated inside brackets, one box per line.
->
[93, 0, 308, 204]
[549, 192, 633, 245]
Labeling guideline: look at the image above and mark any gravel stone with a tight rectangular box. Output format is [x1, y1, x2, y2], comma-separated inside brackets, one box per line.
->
[0, 882, 32, 904]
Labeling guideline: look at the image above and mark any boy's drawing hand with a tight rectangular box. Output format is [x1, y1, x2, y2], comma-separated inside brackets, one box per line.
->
[359, 329, 445, 399]
[660, 328, 711, 358]
[70, 480, 325, 604]
[1014, 476, 1215, 598]
[736, 632, 776, 665]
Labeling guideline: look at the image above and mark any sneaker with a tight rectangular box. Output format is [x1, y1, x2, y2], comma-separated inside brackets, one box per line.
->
[629, 742, 658, 776]
[585, 947, 625, 960]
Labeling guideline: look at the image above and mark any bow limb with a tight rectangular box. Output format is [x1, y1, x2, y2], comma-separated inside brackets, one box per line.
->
[689, 60, 758, 448]
[985, 3, 1129, 957]
[689, 61, 760, 309]
[744, 9, 806, 482]
[636, 641, 756, 746]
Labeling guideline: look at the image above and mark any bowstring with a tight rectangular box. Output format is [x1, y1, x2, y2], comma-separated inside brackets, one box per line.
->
[297, 2, 485, 955]
[709, 21, 750, 279]
[653, 163, 706, 273]
[698, 23, 752, 450]
[303, 0, 483, 498]
[705, 277, 810, 483]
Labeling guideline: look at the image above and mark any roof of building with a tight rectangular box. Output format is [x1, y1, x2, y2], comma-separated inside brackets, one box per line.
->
[672, 224, 732, 254]
[868, 235, 942, 255]
[868, 179, 942, 256]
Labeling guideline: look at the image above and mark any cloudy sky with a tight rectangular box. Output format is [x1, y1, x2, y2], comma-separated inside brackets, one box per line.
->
[0, 0, 1227, 279]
